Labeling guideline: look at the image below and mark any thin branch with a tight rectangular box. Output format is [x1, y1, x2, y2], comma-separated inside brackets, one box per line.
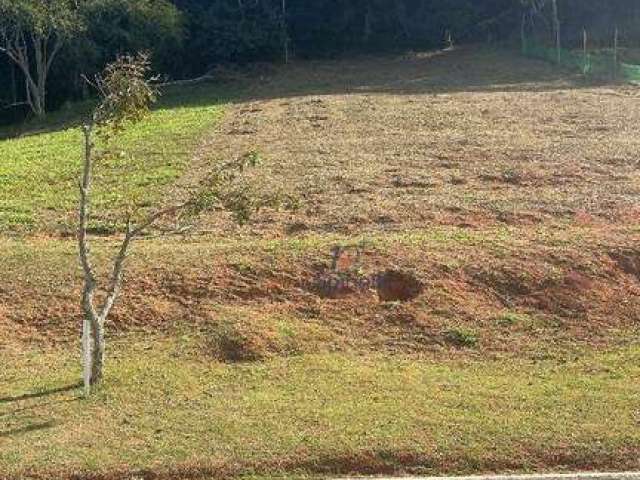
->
[98, 201, 194, 321]
[99, 220, 134, 322]
[0, 101, 29, 111]
[46, 37, 63, 72]
[130, 201, 194, 237]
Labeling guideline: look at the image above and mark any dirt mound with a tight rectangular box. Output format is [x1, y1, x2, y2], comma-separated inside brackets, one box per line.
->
[610, 248, 640, 280]
[2, 231, 639, 360]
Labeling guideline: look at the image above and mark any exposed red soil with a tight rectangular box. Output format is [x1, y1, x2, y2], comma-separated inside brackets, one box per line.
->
[2, 47, 640, 359]
[2, 227, 639, 359]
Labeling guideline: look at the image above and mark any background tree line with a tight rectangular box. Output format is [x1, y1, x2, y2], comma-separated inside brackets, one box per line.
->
[1, 0, 638, 124]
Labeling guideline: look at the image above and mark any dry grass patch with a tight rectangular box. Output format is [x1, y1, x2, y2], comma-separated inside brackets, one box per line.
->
[177, 47, 640, 237]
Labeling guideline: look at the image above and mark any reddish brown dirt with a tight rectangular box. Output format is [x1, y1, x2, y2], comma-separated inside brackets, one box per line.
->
[1, 224, 639, 359]
[2, 47, 640, 359]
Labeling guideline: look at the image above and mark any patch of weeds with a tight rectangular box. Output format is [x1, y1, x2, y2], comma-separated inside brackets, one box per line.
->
[536, 314, 566, 330]
[496, 311, 530, 327]
[444, 328, 479, 348]
[501, 167, 525, 185]
[243, 149, 263, 165]
[514, 313, 566, 332]
[230, 261, 256, 276]
[0, 210, 33, 227]
[86, 222, 119, 236]
[276, 320, 299, 350]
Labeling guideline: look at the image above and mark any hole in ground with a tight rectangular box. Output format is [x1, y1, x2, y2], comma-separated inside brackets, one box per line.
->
[376, 270, 423, 302]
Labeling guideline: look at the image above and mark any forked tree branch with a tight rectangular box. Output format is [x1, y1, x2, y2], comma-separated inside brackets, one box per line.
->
[98, 202, 191, 322]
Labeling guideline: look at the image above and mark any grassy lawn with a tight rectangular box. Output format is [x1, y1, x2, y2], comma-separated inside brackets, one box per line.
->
[0, 85, 226, 233]
[2, 47, 640, 479]
[1, 342, 639, 478]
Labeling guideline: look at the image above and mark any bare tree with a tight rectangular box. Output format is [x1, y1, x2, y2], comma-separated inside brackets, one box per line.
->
[78, 53, 161, 394]
[78, 54, 278, 394]
[0, 0, 81, 117]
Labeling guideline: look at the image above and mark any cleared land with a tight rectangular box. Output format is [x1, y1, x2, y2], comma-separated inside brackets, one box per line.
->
[1, 47, 640, 479]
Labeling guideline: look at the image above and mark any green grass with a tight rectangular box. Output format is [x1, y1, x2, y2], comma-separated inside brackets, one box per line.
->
[1, 341, 639, 478]
[3, 50, 640, 480]
[0, 85, 226, 233]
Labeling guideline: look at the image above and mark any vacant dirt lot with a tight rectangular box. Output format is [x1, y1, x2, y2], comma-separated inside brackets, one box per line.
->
[2, 47, 640, 480]
[2, 47, 639, 359]
[184, 47, 640, 235]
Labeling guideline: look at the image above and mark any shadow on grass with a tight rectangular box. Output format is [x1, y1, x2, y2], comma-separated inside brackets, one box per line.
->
[0, 382, 81, 404]
[0, 383, 81, 438]
[0, 420, 58, 438]
[1, 46, 619, 141]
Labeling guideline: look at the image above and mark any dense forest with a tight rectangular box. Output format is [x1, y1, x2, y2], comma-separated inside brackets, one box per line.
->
[1, 0, 639, 124]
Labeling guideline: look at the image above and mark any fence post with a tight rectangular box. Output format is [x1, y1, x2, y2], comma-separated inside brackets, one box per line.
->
[551, 0, 561, 65]
[282, 0, 289, 64]
[583, 28, 588, 75]
[613, 26, 619, 79]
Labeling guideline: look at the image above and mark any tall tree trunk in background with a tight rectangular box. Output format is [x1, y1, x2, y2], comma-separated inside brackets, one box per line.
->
[10, 63, 16, 104]
[282, 0, 289, 64]
[363, 4, 373, 44]
[0, 30, 62, 117]
[521, 11, 527, 54]
[395, 0, 410, 41]
[551, 0, 561, 64]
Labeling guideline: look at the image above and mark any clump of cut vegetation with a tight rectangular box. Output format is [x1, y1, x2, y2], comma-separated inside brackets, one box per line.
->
[496, 311, 531, 327]
[444, 328, 479, 348]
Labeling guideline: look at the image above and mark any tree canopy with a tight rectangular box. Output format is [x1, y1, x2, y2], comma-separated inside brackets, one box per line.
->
[1, 0, 638, 122]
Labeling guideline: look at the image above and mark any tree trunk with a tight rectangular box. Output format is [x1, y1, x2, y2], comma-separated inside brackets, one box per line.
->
[1, 30, 61, 117]
[363, 5, 373, 44]
[521, 12, 527, 54]
[90, 318, 105, 385]
[10, 63, 17, 104]
[32, 38, 47, 117]
[82, 315, 92, 396]
[282, 0, 289, 64]
[551, 0, 561, 65]
[395, 0, 410, 40]
[79, 125, 98, 394]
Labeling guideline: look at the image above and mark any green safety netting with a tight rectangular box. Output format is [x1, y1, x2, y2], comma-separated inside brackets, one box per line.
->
[621, 62, 640, 83]
[523, 39, 640, 83]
